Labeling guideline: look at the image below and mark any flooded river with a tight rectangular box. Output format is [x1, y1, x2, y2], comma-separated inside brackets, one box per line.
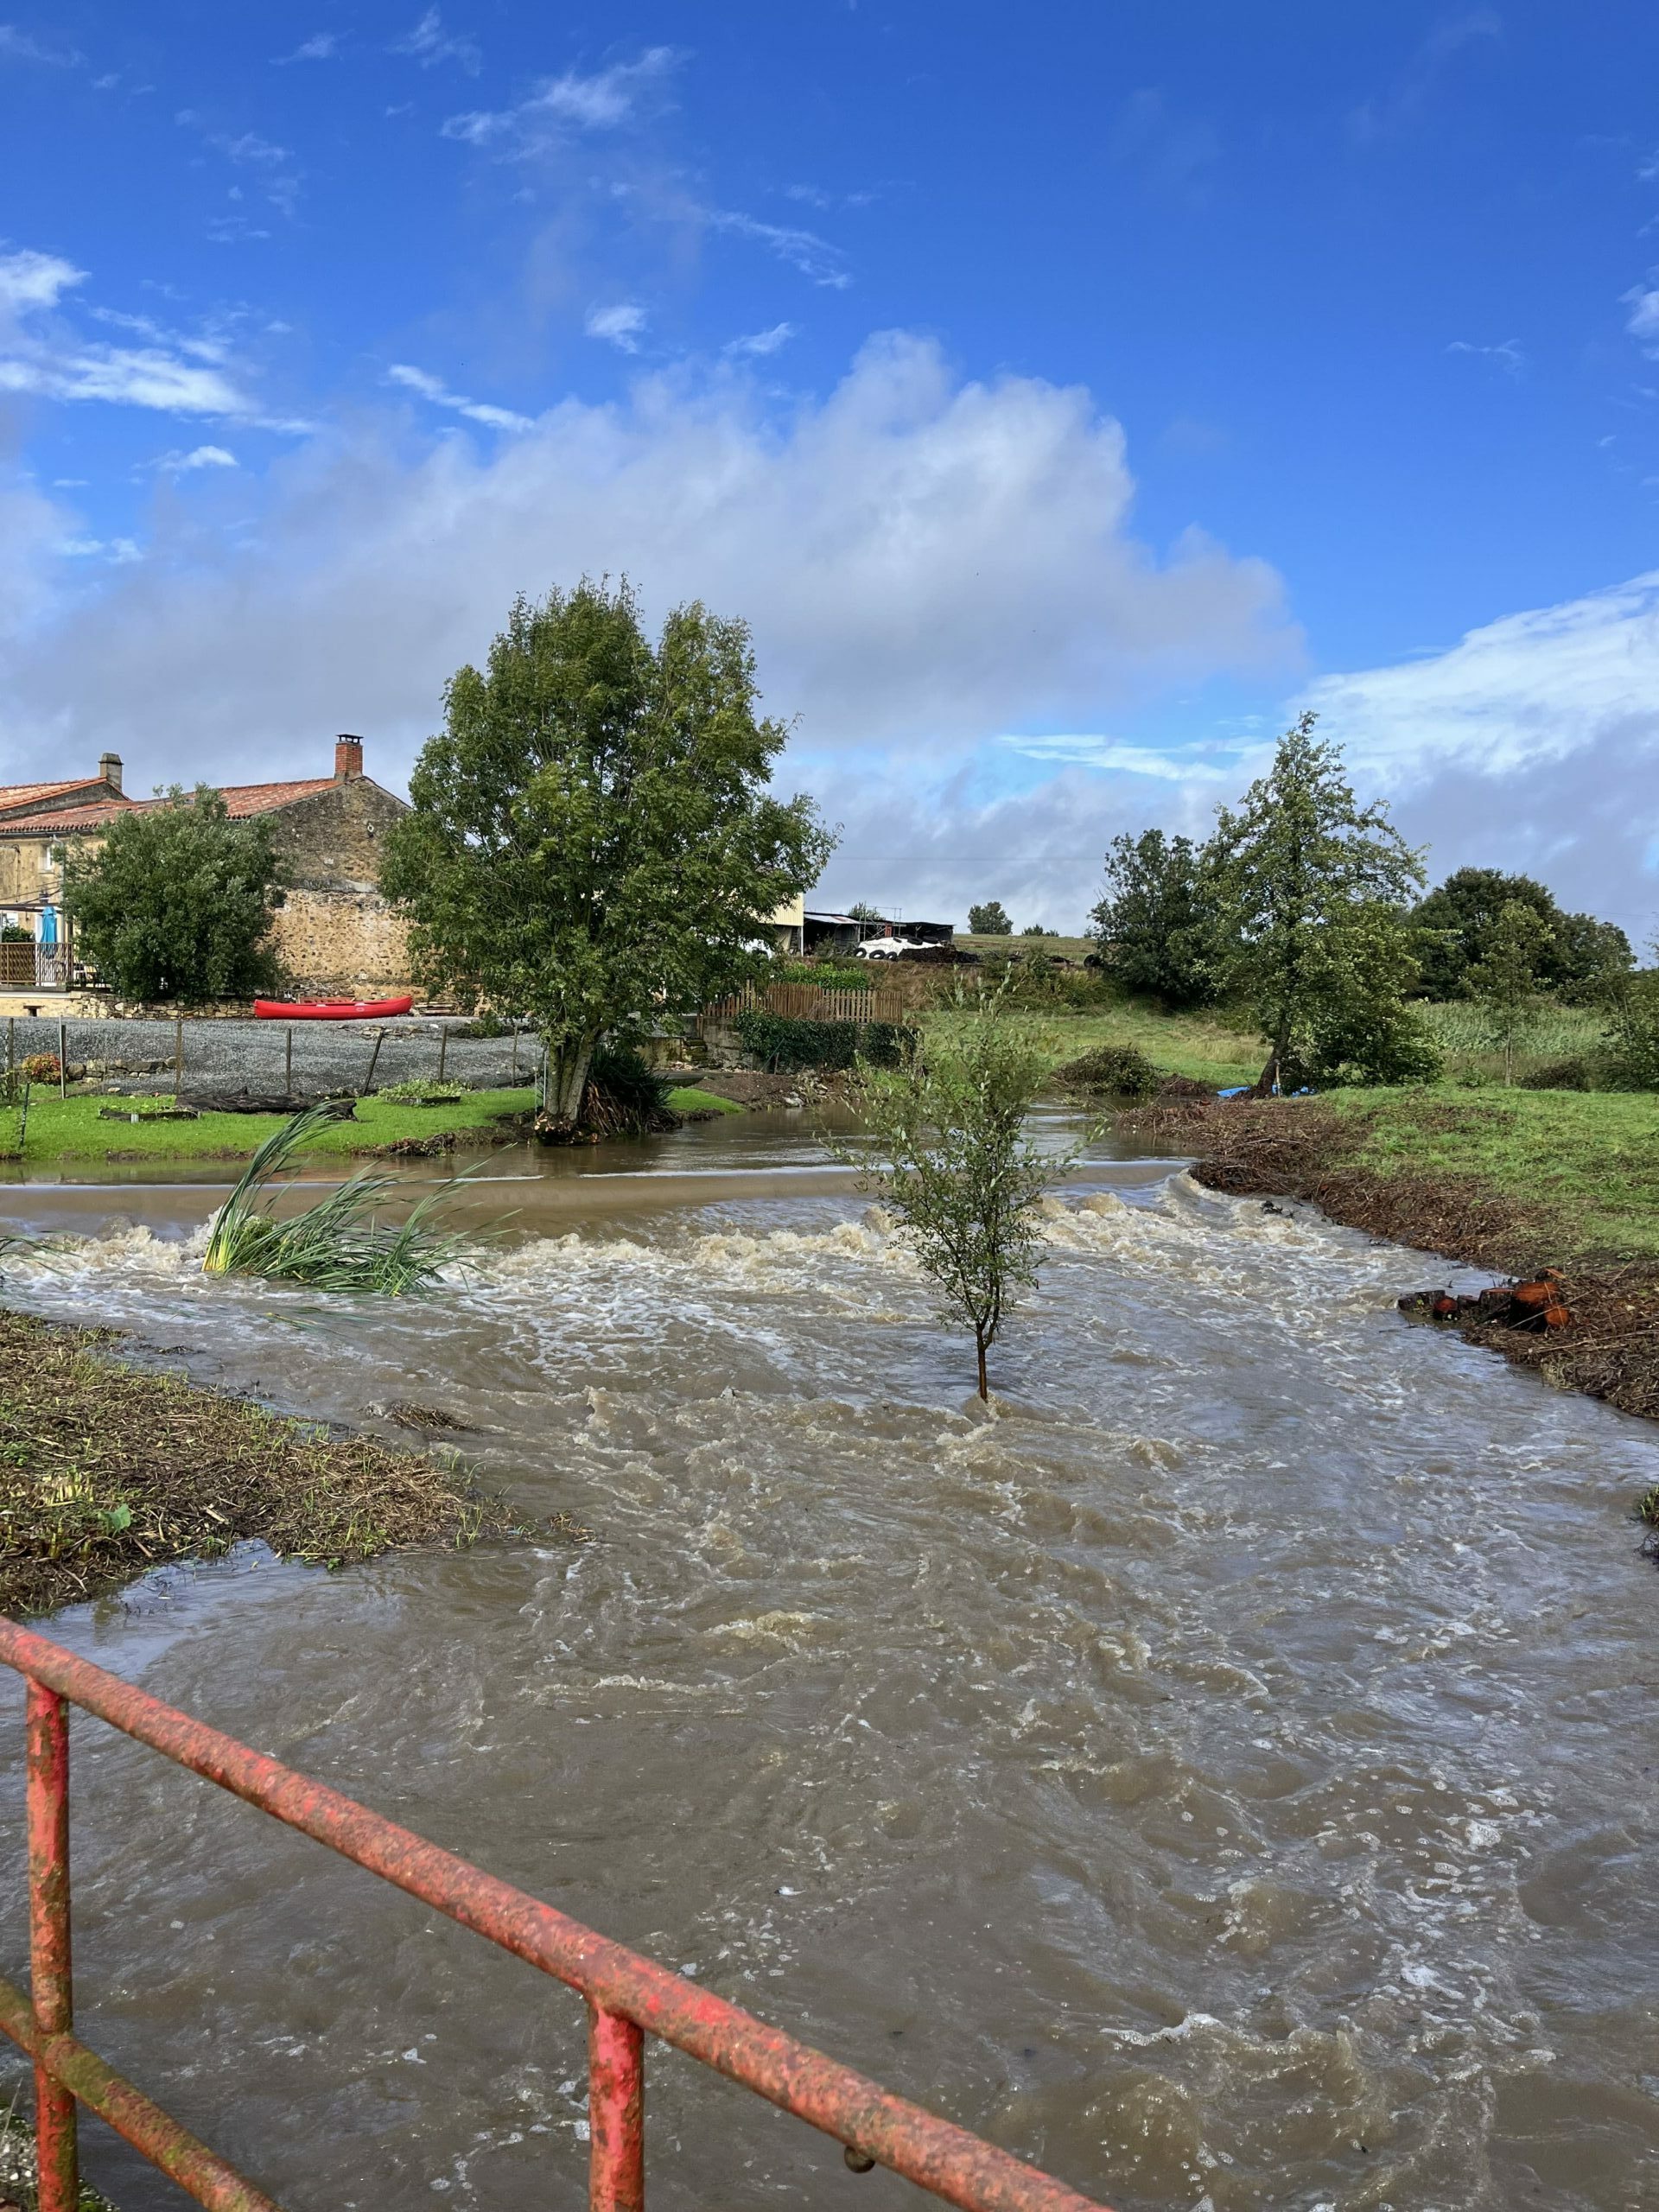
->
[0, 1111, 1654, 2211]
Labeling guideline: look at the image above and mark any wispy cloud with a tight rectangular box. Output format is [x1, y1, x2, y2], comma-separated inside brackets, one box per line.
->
[0, 23, 80, 66]
[386, 361, 530, 430]
[0, 248, 293, 423]
[394, 9, 480, 75]
[442, 47, 677, 148]
[274, 32, 339, 65]
[177, 111, 303, 222]
[1447, 337, 1524, 377]
[154, 444, 238, 474]
[1109, 89, 1220, 199]
[1000, 733, 1236, 781]
[1624, 281, 1659, 352]
[584, 302, 647, 353]
[709, 211, 849, 289]
[1349, 10, 1502, 143]
[725, 321, 798, 358]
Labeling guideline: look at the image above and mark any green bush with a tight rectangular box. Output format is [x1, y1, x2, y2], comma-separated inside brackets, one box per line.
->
[734, 1010, 916, 1071]
[1056, 1044, 1160, 1099]
[1599, 974, 1659, 1090]
[1519, 1056, 1597, 1091]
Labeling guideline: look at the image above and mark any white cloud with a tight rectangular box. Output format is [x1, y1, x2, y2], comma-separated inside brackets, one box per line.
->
[0, 249, 85, 318]
[584, 302, 646, 353]
[1624, 282, 1659, 352]
[709, 211, 849, 289]
[394, 8, 480, 74]
[0, 23, 79, 65]
[386, 361, 531, 431]
[0, 247, 288, 422]
[725, 321, 798, 358]
[442, 47, 676, 147]
[1447, 337, 1524, 376]
[156, 444, 238, 473]
[1000, 733, 1236, 780]
[1296, 575, 1659, 931]
[275, 32, 339, 63]
[0, 333, 1293, 899]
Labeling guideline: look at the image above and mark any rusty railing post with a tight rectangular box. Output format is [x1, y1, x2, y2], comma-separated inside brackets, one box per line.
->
[588, 2001, 644, 2212]
[26, 1678, 78, 2212]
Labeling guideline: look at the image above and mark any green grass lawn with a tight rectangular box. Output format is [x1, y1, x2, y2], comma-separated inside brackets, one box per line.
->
[666, 1085, 741, 1115]
[929, 1006, 1267, 1088]
[1319, 1085, 1659, 1261]
[2, 1087, 538, 1164]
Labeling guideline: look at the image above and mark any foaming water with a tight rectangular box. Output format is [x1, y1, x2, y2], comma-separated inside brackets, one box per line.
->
[0, 1124, 1654, 2211]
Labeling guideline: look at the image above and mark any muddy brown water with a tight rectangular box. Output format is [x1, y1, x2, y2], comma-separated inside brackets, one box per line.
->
[0, 1110, 1654, 2211]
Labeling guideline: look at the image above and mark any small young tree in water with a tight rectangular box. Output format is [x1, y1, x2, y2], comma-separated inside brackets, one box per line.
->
[843, 1004, 1060, 1399]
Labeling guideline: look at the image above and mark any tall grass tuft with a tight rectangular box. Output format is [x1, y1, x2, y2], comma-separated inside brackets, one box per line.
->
[203, 1100, 477, 1293]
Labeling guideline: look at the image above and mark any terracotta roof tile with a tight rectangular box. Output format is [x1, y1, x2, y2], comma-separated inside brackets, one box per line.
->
[215, 778, 335, 816]
[0, 800, 135, 835]
[0, 779, 346, 836]
[0, 779, 107, 815]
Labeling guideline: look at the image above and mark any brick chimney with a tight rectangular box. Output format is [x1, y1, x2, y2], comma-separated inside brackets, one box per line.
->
[334, 734, 365, 784]
[98, 752, 123, 793]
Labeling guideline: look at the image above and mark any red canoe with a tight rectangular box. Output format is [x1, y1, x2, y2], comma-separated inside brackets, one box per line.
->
[253, 995, 415, 1021]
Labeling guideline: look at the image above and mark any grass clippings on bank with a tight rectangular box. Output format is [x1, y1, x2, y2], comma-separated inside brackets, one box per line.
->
[0, 1308, 515, 1618]
[1125, 1087, 1659, 1427]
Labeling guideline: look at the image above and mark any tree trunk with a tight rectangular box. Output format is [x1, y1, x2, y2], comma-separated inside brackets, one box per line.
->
[1253, 1052, 1281, 1098]
[536, 1033, 598, 1142]
[976, 1328, 989, 1402]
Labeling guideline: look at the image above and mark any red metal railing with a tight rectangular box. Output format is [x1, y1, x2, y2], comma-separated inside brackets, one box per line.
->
[0, 1618, 1115, 2212]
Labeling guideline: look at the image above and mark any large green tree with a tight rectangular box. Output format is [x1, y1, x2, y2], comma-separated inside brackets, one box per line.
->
[1207, 713, 1427, 1089]
[381, 580, 833, 1135]
[61, 787, 283, 1004]
[1089, 828, 1216, 1007]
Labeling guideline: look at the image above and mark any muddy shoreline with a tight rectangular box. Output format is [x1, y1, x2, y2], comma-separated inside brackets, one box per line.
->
[0, 1307, 518, 1618]
[1124, 1094, 1659, 1434]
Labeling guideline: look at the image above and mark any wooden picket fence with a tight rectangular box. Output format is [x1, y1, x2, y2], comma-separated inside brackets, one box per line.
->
[702, 980, 907, 1026]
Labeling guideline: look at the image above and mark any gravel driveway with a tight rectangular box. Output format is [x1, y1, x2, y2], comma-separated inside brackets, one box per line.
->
[0, 1013, 532, 1097]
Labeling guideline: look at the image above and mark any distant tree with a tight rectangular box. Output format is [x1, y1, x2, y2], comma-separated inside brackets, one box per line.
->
[1207, 713, 1428, 1090]
[1410, 868, 1557, 999]
[1466, 900, 1551, 1084]
[1089, 829, 1216, 1007]
[841, 1000, 1065, 1398]
[1020, 923, 1058, 937]
[382, 579, 832, 1136]
[1551, 909, 1635, 1005]
[967, 900, 1011, 935]
[1412, 867, 1635, 1004]
[847, 900, 885, 925]
[60, 787, 283, 1005]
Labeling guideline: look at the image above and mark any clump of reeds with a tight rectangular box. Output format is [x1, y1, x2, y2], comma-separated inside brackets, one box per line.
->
[203, 1100, 475, 1293]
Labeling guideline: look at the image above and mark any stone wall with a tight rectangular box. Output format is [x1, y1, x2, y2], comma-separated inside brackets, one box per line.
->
[265, 779, 410, 893]
[268, 888, 412, 995]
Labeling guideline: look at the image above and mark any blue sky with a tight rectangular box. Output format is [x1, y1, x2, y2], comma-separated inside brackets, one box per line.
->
[3, 3, 1658, 932]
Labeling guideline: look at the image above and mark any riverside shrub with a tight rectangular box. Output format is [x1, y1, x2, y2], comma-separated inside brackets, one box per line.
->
[734, 1010, 917, 1071]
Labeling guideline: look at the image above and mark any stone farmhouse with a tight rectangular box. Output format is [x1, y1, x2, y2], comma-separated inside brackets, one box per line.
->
[0, 737, 412, 997]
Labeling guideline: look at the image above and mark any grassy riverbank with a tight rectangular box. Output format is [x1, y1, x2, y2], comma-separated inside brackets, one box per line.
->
[0, 1308, 516, 1618]
[2, 1087, 537, 1164]
[0, 1084, 741, 1166]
